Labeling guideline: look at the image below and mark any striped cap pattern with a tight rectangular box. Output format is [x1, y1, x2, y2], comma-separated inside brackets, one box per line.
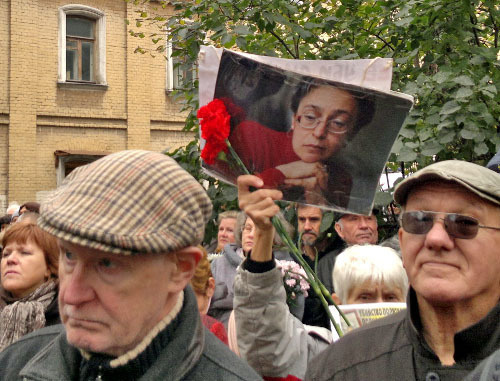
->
[39, 150, 212, 255]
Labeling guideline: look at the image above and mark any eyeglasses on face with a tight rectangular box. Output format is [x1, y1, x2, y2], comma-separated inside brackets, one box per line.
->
[296, 114, 349, 134]
[400, 210, 500, 239]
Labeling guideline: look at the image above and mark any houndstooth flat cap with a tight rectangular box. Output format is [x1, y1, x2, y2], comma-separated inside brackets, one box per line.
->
[39, 150, 212, 255]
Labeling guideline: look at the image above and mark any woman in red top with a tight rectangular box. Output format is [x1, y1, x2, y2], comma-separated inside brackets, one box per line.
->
[228, 77, 375, 208]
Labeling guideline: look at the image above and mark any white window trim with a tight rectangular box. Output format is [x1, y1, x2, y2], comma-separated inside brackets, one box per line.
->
[58, 4, 106, 85]
[165, 22, 197, 92]
[165, 40, 175, 92]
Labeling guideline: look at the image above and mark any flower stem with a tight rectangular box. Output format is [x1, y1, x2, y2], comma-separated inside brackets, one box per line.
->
[226, 139, 351, 336]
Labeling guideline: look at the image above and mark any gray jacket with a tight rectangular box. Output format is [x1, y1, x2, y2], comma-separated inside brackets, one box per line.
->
[0, 287, 262, 381]
[209, 244, 292, 327]
[234, 266, 331, 380]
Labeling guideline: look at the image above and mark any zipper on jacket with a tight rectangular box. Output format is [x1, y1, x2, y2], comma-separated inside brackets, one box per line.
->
[95, 365, 103, 381]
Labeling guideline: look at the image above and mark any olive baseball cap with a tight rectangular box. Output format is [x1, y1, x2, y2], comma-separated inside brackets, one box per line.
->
[39, 150, 213, 255]
[394, 160, 500, 207]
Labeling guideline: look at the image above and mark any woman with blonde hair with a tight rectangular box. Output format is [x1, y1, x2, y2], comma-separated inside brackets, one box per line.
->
[191, 247, 228, 345]
[0, 221, 61, 351]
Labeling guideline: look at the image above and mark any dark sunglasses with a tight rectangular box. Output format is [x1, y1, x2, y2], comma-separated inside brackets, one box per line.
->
[400, 211, 500, 239]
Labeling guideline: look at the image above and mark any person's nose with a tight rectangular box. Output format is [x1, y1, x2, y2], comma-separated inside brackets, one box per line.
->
[424, 218, 455, 252]
[303, 219, 312, 231]
[312, 120, 328, 139]
[5, 251, 19, 265]
[358, 217, 370, 229]
[60, 262, 95, 306]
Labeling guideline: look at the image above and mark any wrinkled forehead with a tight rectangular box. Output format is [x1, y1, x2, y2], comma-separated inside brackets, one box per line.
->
[405, 180, 496, 210]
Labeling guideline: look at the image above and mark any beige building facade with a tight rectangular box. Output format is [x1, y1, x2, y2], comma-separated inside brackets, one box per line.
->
[0, 0, 194, 210]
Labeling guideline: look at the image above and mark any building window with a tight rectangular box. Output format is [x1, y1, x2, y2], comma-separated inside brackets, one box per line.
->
[166, 42, 196, 91]
[54, 150, 108, 186]
[59, 5, 106, 85]
[66, 16, 95, 81]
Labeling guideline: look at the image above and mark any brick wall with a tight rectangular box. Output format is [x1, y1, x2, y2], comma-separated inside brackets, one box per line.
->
[0, 0, 194, 206]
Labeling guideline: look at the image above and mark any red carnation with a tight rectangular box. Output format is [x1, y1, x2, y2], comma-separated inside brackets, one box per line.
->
[198, 99, 231, 165]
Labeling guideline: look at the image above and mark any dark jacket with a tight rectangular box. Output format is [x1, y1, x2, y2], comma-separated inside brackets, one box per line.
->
[0, 287, 262, 381]
[44, 294, 61, 326]
[306, 289, 500, 381]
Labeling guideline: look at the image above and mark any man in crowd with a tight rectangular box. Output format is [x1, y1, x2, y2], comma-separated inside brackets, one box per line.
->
[317, 212, 378, 293]
[295, 204, 338, 327]
[0, 150, 260, 380]
[296, 204, 326, 264]
[307, 160, 500, 380]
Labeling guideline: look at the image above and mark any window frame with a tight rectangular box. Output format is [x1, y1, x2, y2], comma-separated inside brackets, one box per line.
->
[54, 150, 109, 186]
[58, 5, 106, 85]
[165, 34, 196, 92]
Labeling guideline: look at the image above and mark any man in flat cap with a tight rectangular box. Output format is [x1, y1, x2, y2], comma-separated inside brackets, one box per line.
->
[0, 150, 260, 380]
[306, 160, 500, 380]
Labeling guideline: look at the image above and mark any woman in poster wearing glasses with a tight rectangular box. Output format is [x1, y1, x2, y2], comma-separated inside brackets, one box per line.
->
[228, 77, 375, 208]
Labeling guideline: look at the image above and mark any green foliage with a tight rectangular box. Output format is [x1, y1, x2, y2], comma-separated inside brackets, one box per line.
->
[129, 0, 500, 243]
[167, 140, 239, 245]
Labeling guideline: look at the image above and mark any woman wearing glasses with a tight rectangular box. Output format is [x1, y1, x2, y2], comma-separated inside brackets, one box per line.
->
[229, 76, 375, 207]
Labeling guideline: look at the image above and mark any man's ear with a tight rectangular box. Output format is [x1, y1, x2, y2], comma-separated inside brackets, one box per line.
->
[332, 293, 342, 305]
[334, 222, 344, 240]
[168, 246, 202, 292]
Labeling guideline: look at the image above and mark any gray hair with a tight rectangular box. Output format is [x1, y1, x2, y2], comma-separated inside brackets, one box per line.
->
[333, 244, 408, 304]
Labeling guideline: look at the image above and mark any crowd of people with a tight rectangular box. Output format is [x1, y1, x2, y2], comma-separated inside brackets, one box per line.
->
[0, 150, 498, 380]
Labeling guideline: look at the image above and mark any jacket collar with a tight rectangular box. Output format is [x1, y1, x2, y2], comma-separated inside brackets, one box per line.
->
[18, 286, 205, 380]
[405, 287, 500, 362]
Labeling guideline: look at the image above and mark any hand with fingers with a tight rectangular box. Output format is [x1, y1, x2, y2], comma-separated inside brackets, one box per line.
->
[237, 175, 283, 262]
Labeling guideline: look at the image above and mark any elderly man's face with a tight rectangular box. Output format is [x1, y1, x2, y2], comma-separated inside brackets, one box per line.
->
[58, 241, 189, 356]
[335, 214, 378, 245]
[297, 206, 323, 246]
[399, 182, 500, 306]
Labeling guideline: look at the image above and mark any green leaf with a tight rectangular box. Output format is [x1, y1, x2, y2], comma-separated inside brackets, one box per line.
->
[425, 113, 440, 125]
[480, 84, 497, 99]
[398, 146, 417, 162]
[399, 127, 415, 138]
[320, 212, 334, 233]
[418, 129, 433, 141]
[374, 191, 394, 207]
[221, 186, 238, 202]
[440, 101, 461, 115]
[438, 130, 456, 144]
[452, 75, 474, 86]
[421, 141, 442, 156]
[460, 128, 478, 139]
[455, 87, 473, 99]
[233, 24, 251, 35]
[433, 71, 450, 84]
[473, 142, 489, 156]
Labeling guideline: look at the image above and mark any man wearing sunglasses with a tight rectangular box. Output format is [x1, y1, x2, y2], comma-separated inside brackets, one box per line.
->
[307, 160, 500, 380]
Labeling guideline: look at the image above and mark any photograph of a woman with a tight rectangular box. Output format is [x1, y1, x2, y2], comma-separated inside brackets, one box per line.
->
[203, 49, 413, 213]
[228, 77, 375, 208]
